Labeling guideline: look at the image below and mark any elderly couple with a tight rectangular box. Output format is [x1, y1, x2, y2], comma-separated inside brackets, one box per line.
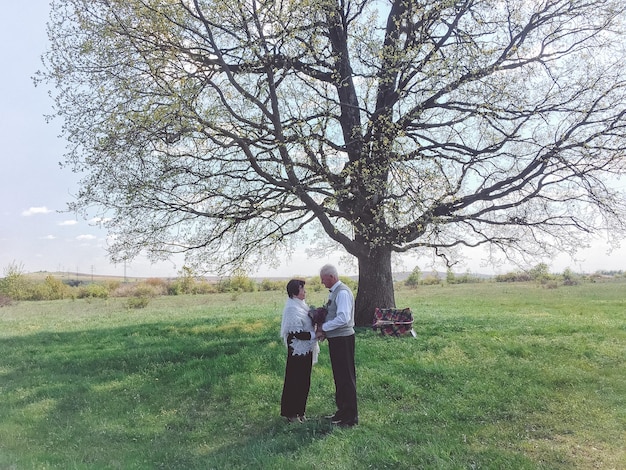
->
[279, 264, 358, 427]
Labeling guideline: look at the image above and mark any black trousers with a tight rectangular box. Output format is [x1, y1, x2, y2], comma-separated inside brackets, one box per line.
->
[328, 334, 358, 424]
[280, 349, 312, 417]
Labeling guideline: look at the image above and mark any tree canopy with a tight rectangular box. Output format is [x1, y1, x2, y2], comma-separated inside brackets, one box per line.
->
[39, 0, 626, 325]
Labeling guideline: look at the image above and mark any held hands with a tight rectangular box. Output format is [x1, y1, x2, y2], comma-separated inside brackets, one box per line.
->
[315, 327, 326, 342]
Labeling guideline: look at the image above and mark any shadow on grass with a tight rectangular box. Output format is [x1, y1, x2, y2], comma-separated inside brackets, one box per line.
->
[0, 319, 339, 469]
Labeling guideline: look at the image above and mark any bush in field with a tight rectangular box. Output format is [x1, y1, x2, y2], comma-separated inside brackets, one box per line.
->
[495, 264, 560, 284]
[529, 263, 555, 284]
[27, 276, 72, 301]
[176, 266, 197, 294]
[77, 283, 109, 299]
[1, 265, 74, 301]
[111, 281, 158, 307]
[421, 272, 441, 286]
[495, 271, 532, 282]
[192, 279, 218, 294]
[404, 266, 421, 288]
[166, 277, 215, 295]
[105, 280, 122, 292]
[0, 262, 33, 300]
[111, 283, 137, 298]
[132, 284, 160, 298]
[218, 274, 256, 293]
[43, 275, 71, 299]
[126, 296, 150, 309]
[0, 295, 12, 307]
[114, 281, 167, 298]
[144, 278, 166, 290]
[259, 278, 284, 291]
[259, 279, 273, 291]
[304, 276, 323, 292]
[166, 281, 184, 296]
[446, 269, 482, 285]
[232, 273, 256, 292]
[562, 268, 579, 286]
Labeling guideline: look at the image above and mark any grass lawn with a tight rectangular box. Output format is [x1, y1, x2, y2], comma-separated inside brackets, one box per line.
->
[0, 281, 624, 469]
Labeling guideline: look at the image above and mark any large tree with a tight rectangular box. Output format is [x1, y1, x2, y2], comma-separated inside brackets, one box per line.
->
[40, 0, 626, 325]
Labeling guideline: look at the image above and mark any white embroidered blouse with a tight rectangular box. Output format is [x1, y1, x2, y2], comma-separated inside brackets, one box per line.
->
[280, 297, 319, 364]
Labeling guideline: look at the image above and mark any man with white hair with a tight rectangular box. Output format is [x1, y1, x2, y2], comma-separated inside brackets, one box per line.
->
[317, 264, 358, 427]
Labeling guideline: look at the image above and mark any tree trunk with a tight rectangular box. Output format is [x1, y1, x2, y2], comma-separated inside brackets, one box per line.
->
[354, 248, 395, 327]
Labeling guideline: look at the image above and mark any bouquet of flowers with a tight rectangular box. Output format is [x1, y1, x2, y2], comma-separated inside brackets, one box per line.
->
[308, 305, 328, 329]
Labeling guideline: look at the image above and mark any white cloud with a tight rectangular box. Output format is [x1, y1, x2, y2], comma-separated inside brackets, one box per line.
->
[76, 234, 97, 241]
[41, 235, 56, 240]
[59, 220, 78, 226]
[22, 206, 52, 216]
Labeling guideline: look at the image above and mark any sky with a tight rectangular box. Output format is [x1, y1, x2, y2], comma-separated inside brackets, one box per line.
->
[1, 2, 625, 280]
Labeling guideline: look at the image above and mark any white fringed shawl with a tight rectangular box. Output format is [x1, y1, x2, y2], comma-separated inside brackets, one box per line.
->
[280, 297, 319, 364]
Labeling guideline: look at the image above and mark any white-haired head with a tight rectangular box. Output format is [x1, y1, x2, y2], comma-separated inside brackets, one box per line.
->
[319, 264, 338, 277]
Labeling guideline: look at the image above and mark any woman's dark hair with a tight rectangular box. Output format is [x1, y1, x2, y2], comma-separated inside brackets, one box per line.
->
[286, 279, 305, 298]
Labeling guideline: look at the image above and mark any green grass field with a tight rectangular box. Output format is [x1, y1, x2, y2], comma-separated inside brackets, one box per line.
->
[0, 281, 624, 469]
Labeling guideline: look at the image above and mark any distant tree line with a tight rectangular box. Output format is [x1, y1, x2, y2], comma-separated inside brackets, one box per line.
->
[0, 262, 360, 307]
[2, 260, 623, 307]
[403, 263, 626, 289]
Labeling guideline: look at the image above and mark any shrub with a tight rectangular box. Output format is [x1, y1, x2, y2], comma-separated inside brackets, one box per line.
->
[43, 275, 70, 300]
[230, 274, 256, 292]
[446, 269, 482, 284]
[77, 283, 109, 299]
[105, 280, 122, 292]
[562, 268, 579, 286]
[529, 263, 558, 286]
[29, 284, 52, 301]
[192, 279, 218, 294]
[0, 262, 33, 300]
[495, 271, 532, 282]
[421, 273, 441, 286]
[259, 278, 283, 291]
[218, 273, 256, 293]
[126, 296, 150, 309]
[167, 282, 183, 296]
[176, 266, 196, 294]
[111, 283, 136, 298]
[113, 281, 170, 298]
[305, 276, 323, 292]
[145, 278, 166, 289]
[165, 268, 219, 295]
[132, 284, 160, 298]
[528, 262, 549, 280]
[404, 266, 421, 288]
[0, 269, 72, 301]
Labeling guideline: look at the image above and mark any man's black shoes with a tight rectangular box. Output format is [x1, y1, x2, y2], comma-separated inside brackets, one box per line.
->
[336, 420, 357, 427]
[328, 414, 358, 427]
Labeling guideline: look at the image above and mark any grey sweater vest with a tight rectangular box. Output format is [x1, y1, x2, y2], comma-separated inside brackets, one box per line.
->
[325, 283, 355, 338]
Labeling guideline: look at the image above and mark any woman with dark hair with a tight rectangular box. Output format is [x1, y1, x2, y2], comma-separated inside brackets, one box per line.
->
[280, 279, 319, 423]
